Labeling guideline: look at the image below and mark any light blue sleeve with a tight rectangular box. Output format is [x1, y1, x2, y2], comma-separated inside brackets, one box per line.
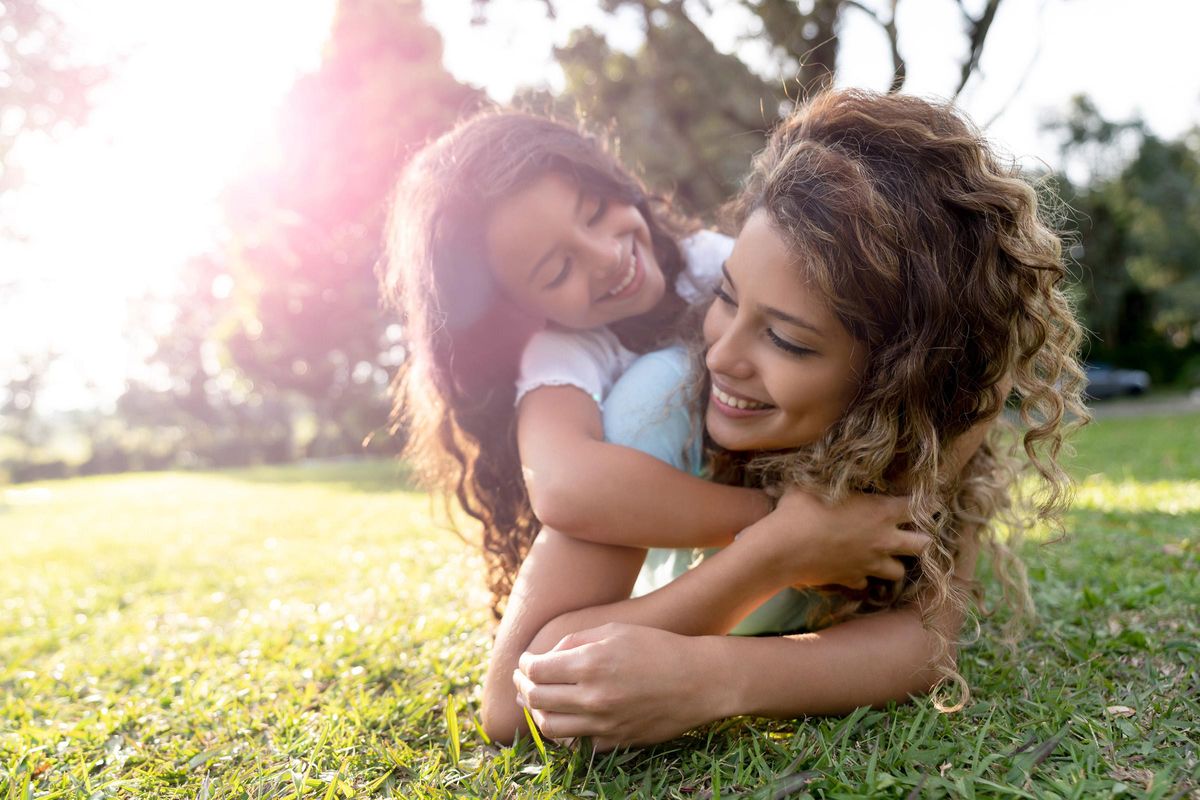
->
[602, 347, 699, 473]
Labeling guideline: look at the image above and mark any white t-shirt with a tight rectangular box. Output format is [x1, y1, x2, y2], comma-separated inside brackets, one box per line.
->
[514, 230, 733, 407]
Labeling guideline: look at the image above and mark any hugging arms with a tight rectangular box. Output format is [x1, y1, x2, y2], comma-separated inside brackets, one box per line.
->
[482, 347, 987, 748]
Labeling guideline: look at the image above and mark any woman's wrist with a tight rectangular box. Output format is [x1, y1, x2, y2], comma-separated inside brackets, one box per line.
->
[694, 634, 750, 721]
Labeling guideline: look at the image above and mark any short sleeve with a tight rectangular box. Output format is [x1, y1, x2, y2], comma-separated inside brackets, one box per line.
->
[675, 230, 735, 304]
[515, 327, 636, 408]
[602, 347, 698, 471]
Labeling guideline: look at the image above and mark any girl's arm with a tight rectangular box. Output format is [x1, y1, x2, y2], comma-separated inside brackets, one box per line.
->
[515, 533, 980, 750]
[517, 384, 770, 549]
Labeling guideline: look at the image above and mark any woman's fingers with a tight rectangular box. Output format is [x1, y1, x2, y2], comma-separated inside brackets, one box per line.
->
[513, 669, 596, 714]
[525, 709, 599, 742]
[518, 644, 586, 684]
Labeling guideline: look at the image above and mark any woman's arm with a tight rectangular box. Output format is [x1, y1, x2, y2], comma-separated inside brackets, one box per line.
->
[514, 533, 980, 749]
[517, 385, 770, 549]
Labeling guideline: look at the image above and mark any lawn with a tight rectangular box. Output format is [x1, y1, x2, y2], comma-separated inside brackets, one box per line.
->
[1, 414, 1197, 799]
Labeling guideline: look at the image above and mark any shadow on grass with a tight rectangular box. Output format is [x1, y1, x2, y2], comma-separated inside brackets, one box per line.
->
[210, 458, 421, 494]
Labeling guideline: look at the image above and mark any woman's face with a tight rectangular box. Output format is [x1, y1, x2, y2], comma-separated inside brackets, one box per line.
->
[703, 210, 865, 452]
[484, 172, 666, 330]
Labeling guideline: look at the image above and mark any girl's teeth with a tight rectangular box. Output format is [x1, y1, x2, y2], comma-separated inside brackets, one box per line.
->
[609, 250, 638, 297]
[608, 263, 635, 296]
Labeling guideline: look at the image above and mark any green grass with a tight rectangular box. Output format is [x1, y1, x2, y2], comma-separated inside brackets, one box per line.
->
[2, 417, 1198, 799]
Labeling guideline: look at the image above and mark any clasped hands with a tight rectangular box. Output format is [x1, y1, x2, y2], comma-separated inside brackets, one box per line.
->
[513, 487, 928, 749]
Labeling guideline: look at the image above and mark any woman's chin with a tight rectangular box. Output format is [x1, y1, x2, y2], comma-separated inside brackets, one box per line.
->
[704, 407, 760, 451]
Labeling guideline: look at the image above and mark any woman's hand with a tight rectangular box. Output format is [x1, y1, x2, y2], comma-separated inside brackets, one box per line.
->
[513, 623, 725, 751]
[741, 487, 929, 590]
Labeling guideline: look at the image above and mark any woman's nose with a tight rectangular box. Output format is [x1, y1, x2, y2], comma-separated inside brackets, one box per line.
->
[704, 314, 755, 380]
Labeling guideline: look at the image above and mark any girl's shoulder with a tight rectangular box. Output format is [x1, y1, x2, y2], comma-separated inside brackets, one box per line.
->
[515, 326, 637, 408]
[676, 230, 735, 304]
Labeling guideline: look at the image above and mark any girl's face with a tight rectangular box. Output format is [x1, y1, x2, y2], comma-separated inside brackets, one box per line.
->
[484, 172, 666, 330]
[703, 210, 865, 452]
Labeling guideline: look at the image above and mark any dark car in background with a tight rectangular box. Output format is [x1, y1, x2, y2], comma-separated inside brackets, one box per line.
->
[1084, 363, 1151, 400]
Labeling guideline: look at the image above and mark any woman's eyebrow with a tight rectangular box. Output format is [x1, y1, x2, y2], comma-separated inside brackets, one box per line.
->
[528, 187, 584, 285]
[723, 262, 824, 337]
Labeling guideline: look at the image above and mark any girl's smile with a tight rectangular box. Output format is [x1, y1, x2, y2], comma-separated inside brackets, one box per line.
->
[485, 172, 666, 330]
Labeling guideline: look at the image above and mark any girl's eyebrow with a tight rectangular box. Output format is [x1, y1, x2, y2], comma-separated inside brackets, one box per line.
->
[721, 261, 825, 337]
[528, 187, 585, 285]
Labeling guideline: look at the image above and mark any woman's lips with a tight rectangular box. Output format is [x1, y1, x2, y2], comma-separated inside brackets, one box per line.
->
[709, 380, 774, 418]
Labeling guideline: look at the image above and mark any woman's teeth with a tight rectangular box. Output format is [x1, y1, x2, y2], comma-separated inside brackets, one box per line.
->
[607, 256, 637, 297]
[712, 384, 771, 410]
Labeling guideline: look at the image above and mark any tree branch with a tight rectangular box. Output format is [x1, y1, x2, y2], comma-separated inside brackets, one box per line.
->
[955, 0, 1002, 98]
[843, 0, 906, 93]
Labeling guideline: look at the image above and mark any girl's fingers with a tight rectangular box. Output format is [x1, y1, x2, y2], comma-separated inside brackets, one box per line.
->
[873, 558, 907, 583]
[887, 494, 913, 523]
[894, 530, 932, 557]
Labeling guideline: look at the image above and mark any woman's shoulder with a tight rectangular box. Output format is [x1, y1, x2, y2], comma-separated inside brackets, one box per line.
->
[603, 347, 698, 469]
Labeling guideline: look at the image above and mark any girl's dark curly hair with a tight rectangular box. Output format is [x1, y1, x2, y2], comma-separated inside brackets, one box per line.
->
[380, 110, 693, 618]
[702, 89, 1089, 709]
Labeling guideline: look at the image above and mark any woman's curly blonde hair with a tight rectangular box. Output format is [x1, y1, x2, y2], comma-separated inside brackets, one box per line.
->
[705, 89, 1089, 710]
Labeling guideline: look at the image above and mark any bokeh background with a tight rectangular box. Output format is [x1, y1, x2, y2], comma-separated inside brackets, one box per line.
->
[3, 0, 1199, 481]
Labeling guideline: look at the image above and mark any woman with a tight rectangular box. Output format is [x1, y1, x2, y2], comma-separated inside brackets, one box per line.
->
[480, 89, 1088, 749]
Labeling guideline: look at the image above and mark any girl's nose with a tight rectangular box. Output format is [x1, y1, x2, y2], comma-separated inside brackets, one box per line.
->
[577, 229, 622, 279]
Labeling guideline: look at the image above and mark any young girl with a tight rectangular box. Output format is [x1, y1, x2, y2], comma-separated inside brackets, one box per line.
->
[382, 111, 919, 620]
[489, 90, 1089, 748]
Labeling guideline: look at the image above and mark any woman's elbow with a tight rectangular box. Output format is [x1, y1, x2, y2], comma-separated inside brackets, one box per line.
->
[479, 698, 525, 746]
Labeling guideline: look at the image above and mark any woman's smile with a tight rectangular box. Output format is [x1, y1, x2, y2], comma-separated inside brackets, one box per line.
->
[702, 211, 865, 452]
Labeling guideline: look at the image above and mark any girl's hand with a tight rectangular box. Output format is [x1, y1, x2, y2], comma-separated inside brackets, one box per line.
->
[742, 487, 928, 590]
[513, 623, 723, 751]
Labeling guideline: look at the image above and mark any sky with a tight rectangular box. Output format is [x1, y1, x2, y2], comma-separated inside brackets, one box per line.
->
[4, 0, 1199, 413]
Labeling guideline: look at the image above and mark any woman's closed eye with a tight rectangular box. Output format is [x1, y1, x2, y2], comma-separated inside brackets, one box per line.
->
[712, 283, 735, 306]
[766, 329, 815, 357]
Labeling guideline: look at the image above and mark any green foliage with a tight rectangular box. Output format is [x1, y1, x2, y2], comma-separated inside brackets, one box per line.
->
[1051, 97, 1200, 380]
[0, 0, 107, 197]
[2, 413, 1197, 797]
[139, 0, 482, 462]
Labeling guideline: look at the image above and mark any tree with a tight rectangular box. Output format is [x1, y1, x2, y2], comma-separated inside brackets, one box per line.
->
[0, 0, 106, 197]
[1050, 97, 1200, 381]
[186, 0, 480, 456]
[481, 0, 1006, 216]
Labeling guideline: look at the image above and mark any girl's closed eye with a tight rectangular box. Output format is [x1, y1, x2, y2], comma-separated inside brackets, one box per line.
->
[586, 198, 609, 226]
[712, 283, 735, 306]
[544, 259, 573, 291]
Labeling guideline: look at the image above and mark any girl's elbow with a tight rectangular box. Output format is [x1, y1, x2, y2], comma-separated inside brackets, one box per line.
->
[528, 483, 588, 535]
